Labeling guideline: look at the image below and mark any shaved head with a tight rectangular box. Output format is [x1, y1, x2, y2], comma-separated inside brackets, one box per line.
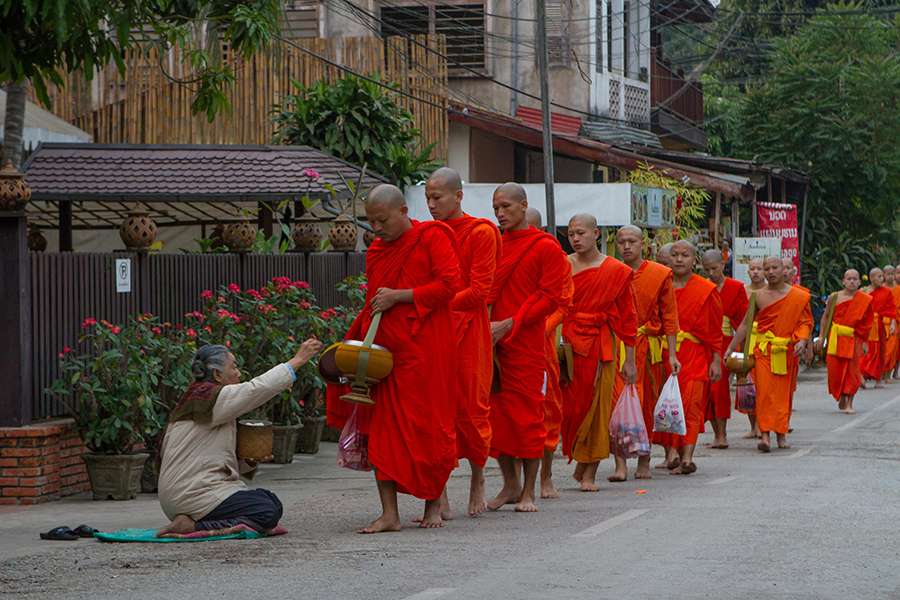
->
[615, 225, 644, 267]
[365, 184, 410, 242]
[870, 267, 885, 287]
[672, 239, 696, 257]
[568, 213, 597, 229]
[842, 269, 861, 292]
[366, 183, 406, 208]
[657, 242, 674, 267]
[747, 257, 765, 286]
[845, 268, 860, 279]
[763, 256, 785, 286]
[495, 182, 527, 203]
[701, 248, 725, 284]
[427, 167, 462, 192]
[526, 207, 543, 228]
[616, 224, 643, 240]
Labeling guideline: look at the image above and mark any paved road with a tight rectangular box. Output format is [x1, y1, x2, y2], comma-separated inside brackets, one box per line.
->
[2, 369, 899, 599]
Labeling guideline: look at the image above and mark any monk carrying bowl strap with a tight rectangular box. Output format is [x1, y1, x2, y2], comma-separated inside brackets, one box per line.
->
[827, 323, 855, 358]
[755, 331, 791, 375]
[353, 312, 382, 388]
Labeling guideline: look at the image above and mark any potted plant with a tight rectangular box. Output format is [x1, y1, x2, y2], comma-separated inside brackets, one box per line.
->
[48, 317, 159, 500]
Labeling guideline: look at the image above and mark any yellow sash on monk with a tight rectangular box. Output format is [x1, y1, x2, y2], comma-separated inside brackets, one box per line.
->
[618, 324, 665, 370]
[722, 316, 733, 337]
[756, 330, 791, 374]
[675, 330, 701, 352]
[827, 323, 854, 358]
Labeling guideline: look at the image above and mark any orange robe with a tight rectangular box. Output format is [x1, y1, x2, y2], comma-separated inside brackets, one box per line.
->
[826, 292, 874, 401]
[325, 221, 461, 500]
[789, 284, 811, 398]
[667, 275, 723, 446]
[446, 215, 501, 467]
[707, 278, 748, 421]
[488, 226, 569, 459]
[544, 269, 574, 453]
[860, 287, 898, 380]
[893, 286, 900, 371]
[883, 286, 900, 373]
[752, 287, 813, 434]
[561, 258, 637, 463]
[613, 260, 679, 441]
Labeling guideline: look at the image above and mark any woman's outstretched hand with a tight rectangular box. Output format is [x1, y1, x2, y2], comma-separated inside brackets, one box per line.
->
[289, 338, 324, 371]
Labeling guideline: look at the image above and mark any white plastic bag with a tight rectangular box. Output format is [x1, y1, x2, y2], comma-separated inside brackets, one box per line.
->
[653, 375, 686, 435]
[609, 384, 651, 458]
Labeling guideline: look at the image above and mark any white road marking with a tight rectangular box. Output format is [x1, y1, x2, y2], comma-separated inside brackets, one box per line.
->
[787, 446, 814, 459]
[401, 588, 456, 600]
[705, 475, 739, 486]
[572, 509, 648, 538]
[830, 393, 900, 434]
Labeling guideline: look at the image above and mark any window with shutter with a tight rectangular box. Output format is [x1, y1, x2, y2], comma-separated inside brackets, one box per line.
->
[380, 2, 486, 73]
[283, 0, 320, 39]
[545, 0, 571, 67]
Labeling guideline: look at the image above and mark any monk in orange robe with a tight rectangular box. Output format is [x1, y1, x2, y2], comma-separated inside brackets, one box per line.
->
[560, 214, 637, 490]
[486, 183, 569, 513]
[326, 184, 460, 533]
[728, 257, 812, 452]
[860, 268, 898, 387]
[425, 167, 501, 518]
[611, 225, 680, 479]
[664, 241, 722, 474]
[701, 249, 748, 449]
[814, 269, 873, 414]
[881, 265, 898, 378]
[524, 208, 574, 499]
[892, 265, 900, 379]
[740, 258, 766, 439]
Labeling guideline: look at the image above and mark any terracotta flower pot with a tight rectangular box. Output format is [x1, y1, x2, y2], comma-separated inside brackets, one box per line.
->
[292, 215, 322, 252]
[119, 211, 158, 250]
[271, 424, 302, 464]
[329, 214, 357, 252]
[223, 221, 256, 252]
[82, 453, 149, 501]
[296, 415, 326, 454]
[0, 160, 31, 211]
[27, 225, 47, 252]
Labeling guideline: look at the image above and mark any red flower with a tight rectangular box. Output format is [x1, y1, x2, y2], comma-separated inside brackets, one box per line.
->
[293, 280, 311, 289]
[225, 340, 231, 348]
[151, 327, 162, 335]
[58, 346, 72, 358]
[227, 283, 241, 293]
[217, 296, 226, 304]
[186, 328, 197, 338]
[303, 168, 321, 181]
[246, 289, 263, 300]
[359, 283, 368, 291]
[258, 304, 277, 315]
[81, 317, 97, 329]
[110, 326, 121, 335]
[185, 311, 205, 322]
[204, 326, 213, 334]
[298, 300, 311, 310]
[319, 308, 337, 320]
[200, 290, 213, 300]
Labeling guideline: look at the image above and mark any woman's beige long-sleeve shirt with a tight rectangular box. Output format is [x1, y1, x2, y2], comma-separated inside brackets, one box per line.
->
[158, 364, 294, 521]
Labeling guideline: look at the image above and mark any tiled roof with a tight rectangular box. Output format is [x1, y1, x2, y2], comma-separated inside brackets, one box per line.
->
[22, 143, 385, 201]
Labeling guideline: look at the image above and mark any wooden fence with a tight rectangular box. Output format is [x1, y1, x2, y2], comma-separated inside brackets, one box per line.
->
[38, 35, 449, 161]
[30, 251, 366, 419]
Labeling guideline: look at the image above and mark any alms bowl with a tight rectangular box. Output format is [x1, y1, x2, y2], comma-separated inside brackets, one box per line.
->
[334, 340, 394, 382]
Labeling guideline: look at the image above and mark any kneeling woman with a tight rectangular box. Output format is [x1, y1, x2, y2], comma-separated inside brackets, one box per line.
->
[157, 338, 322, 536]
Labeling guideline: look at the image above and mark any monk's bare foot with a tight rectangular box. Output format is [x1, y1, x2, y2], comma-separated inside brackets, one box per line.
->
[711, 436, 728, 449]
[669, 464, 684, 474]
[776, 434, 791, 450]
[579, 480, 600, 492]
[654, 459, 670, 470]
[514, 499, 539, 512]
[757, 441, 771, 453]
[635, 466, 652, 479]
[417, 501, 444, 529]
[358, 515, 402, 534]
[607, 470, 627, 483]
[540, 477, 560, 499]
[841, 408, 857, 415]
[156, 514, 195, 537]
[572, 463, 586, 482]
[487, 487, 521, 511]
[741, 430, 756, 439]
[468, 477, 487, 517]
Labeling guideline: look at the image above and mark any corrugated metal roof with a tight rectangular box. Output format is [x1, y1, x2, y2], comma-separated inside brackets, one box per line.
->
[0, 89, 91, 147]
[580, 120, 663, 149]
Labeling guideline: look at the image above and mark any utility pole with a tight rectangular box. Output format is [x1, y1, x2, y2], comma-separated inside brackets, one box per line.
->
[535, 0, 556, 237]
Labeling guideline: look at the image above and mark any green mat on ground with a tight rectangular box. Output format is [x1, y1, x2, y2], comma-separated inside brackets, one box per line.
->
[95, 528, 264, 543]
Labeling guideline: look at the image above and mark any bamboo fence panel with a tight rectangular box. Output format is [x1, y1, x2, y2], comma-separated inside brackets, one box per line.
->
[41, 36, 448, 161]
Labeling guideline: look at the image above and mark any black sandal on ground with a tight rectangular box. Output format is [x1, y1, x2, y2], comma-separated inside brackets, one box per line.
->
[757, 441, 771, 453]
[681, 462, 697, 475]
[72, 525, 98, 538]
[40, 526, 79, 541]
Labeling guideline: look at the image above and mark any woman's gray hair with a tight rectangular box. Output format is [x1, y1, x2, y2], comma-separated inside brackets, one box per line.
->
[191, 344, 231, 382]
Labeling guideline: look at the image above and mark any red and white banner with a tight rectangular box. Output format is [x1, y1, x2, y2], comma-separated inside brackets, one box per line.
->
[757, 201, 800, 284]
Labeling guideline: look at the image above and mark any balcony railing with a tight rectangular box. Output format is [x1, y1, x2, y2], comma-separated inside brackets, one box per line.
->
[650, 49, 704, 126]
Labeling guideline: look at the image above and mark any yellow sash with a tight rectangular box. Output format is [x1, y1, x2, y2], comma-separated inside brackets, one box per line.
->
[827, 323, 854, 357]
[618, 325, 665, 370]
[756, 330, 791, 374]
[722, 315, 733, 337]
[675, 330, 701, 352]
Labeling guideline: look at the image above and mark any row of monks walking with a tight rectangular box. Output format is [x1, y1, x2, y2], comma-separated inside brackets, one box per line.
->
[325, 169, 899, 534]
